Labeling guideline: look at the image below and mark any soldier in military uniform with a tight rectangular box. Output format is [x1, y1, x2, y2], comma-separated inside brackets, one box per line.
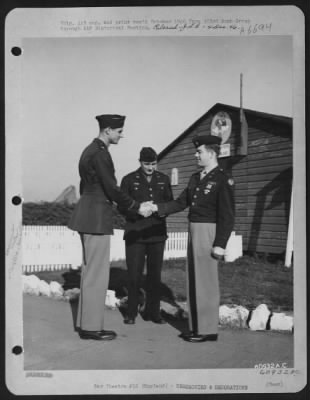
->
[68, 114, 147, 341]
[119, 147, 173, 325]
[150, 135, 235, 342]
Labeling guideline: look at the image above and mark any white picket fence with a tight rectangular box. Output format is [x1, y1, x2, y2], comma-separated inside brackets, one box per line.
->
[22, 226, 242, 273]
[21, 226, 188, 273]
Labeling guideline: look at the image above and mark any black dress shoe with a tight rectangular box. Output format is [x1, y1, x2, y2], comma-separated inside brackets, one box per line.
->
[183, 333, 218, 343]
[140, 312, 151, 321]
[79, 330, 117, 341]
[141, 313, 166, 324]
[99, 329, 117, 335]
[151, 317, 167, 324]
[99, 330, 117, 339]
[124, 317, 135, 325]
[179, 331, 194, 339]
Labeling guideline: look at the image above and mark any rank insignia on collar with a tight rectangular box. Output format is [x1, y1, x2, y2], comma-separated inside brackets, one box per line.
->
[228, 178, 234, 186]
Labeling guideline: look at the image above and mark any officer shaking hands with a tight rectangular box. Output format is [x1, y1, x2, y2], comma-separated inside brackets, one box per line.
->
[119, 147, 173, 325]
[147, 135, 235, 343]
[68, 114, 150, 341]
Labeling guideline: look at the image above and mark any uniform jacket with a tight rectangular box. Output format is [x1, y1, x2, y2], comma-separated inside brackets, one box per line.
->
[119, 168, 173, 243]
[68, 138, 139, 234]
[157, 166, 235, 248]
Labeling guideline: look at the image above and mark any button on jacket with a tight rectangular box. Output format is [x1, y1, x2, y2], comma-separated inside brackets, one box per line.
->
[119, 168, 173, 243]
[68, 138, 138, 234]
[157, 166, 235, 248]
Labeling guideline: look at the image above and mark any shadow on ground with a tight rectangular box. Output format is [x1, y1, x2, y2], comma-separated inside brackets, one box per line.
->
[63, 266, 179, 303]
[161, 312, 190, 336]
[64, 266, 184, 332]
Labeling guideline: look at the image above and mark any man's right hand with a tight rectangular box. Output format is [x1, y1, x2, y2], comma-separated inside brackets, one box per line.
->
[138, 201, 154, 218]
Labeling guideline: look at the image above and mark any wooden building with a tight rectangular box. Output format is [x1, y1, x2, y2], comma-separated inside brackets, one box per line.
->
[157, 103, 292, 255]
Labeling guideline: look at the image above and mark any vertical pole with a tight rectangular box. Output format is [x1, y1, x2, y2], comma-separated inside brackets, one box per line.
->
[285, 186, 293, 267]
[240, 73, 243, 120]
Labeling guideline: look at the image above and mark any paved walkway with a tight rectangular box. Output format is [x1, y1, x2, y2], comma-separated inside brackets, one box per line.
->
[23, 294, 294, 370]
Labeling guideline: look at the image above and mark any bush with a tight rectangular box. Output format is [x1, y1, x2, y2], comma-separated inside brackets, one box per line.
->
[22, 201, 126, 229]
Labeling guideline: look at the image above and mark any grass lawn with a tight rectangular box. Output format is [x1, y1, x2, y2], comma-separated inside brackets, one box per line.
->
[29, 255, 293, 312]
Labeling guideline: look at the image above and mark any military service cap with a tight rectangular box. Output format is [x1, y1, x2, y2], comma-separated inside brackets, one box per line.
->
[192, 135, 222, 148]
[139, 147, 157, 162]
[95, 114, 126, 130]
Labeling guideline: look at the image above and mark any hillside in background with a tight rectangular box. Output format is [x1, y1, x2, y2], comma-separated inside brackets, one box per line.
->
[54, 185, 77, 204]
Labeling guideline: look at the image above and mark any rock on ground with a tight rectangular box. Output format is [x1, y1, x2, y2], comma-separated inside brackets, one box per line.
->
[49, 281, 64, 298]
[38, 280, 51, 297]
[248, 304, 271, 331]
[219, 305, 249, 328]
[105, 290, 120, 309]
[23, 275, 41, 296]
[270, 313, 293, 332]
[160, 301, 186, 318]
[63, 288, 80, 301]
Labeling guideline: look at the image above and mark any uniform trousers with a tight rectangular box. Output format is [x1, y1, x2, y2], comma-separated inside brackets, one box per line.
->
[77, 233, 111, 331]
[125, 241, 166, 319]
[187, 222, 220, 335]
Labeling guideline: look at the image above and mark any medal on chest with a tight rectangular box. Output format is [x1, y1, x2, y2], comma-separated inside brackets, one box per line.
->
[204, 181, 216, 194]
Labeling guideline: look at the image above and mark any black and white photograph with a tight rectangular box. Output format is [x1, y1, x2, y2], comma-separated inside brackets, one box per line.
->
[5, 5, 306, 395]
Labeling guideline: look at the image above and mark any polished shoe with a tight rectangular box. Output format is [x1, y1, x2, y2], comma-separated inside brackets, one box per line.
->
[142, 313, 167, 324]
[140, 312, 151, 321]
[182, 333, 218, 343]
[151, 317, 167, 324]
[99, 330, 117, 338]
[124, 317, 135, 325]
[99, 329, 117, 335]
[79, 330, 117, 341]
[179, 331, 194, 339]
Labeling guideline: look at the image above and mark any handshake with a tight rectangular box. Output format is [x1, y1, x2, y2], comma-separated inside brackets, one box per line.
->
[138, 201, 158, 218]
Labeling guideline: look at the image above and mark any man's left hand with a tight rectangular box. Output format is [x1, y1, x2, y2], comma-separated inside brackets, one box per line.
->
[211, 246, 225, 260]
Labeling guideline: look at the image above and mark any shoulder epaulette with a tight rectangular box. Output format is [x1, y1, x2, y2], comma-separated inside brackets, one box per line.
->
[156, 171, 168, 179]
[122, 170, 137, 180]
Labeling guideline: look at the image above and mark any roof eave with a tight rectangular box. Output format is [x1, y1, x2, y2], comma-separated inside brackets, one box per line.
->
[157, 103, 292, 161]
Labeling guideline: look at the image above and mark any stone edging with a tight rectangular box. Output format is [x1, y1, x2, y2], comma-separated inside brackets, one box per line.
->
[160, 301, 293, 332]
[23, 274, 293, 332]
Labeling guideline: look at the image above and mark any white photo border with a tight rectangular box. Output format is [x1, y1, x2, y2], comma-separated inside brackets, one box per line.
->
[5, 5, 306, 395]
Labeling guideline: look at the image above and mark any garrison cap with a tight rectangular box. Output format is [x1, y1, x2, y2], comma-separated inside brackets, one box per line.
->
[192, 135, 222, 148]
[95, 114, 126, 130]
[139, 147, 157, 162]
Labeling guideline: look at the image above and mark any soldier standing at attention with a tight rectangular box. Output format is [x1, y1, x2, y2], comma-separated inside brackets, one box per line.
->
[119, 147, 173, 325]
[149, 135, 235, 342]
[68, 114, 150, 341]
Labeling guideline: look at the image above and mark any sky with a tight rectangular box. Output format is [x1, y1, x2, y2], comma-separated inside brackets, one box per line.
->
[21, 35, 292, 202]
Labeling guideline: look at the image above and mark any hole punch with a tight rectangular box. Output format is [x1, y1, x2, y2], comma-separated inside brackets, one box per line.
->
[11, 47, 22, 56]
[12, 196, 22, 205]
[12, 345, 23, 355]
